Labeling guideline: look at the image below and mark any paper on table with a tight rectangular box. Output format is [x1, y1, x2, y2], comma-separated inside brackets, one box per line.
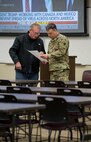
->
[27, 50, 48, 62]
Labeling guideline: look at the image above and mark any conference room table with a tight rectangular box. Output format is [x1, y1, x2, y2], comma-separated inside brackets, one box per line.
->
[0, 90, 91, 141]
[10, 79, 43, 86]
[0, 92, 91, 106]
[10, 79, 77, 87]
[0, 93, 37, 103]
[1, 94, 91, 141]
[0, 102, 45, 142]
[29, 87, 91, 96]
[65, 80, 78, 87]
[21, 94, 91, 141]
[0, 86, 91, 96]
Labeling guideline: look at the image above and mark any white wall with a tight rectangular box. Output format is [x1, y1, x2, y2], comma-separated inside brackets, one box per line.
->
[0, 1, 91, 81]
[0, 8, 91, 65]
[0, 37, 14, 63]
[69, 8, 91, 65]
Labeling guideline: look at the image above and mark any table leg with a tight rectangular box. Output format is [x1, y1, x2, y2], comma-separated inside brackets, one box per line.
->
[28, 113, 32, 142]
[12, 114, 16, 142]
[81, 105, 91, 142]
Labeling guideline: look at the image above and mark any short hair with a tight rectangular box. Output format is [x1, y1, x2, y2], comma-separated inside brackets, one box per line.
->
[30, 23, 41, 30]
[46, 23, 57, 31]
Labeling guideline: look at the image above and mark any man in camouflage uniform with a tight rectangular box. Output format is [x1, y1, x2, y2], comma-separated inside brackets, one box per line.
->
[40, 23, 70, 82]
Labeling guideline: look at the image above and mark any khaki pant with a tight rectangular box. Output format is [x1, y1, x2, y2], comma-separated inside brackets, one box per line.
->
[50, 69, 70, 82]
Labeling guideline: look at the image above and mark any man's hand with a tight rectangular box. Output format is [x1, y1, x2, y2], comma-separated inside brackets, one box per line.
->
[40, 54, 48, 59]
[39, 51, 44, 55]
[15, 62, 22, 70]
[40, 52, 48, 64]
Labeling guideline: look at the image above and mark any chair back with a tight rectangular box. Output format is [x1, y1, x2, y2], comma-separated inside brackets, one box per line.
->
[0, 79, 11, 86]
[78, 81, 91, 88]
[82, 70, 91, 81]
[0, 94, 17, 102]
[38, 96, 68, 123]
[82, 134, 91, 141]
[42, 80, 66, 87]
[57, 88, 83, 114]
[7, 86, 32, 94]
[57, 88, 83, 96]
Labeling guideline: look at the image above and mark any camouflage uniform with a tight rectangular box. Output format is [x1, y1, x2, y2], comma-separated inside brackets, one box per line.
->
[47, 34, 70, 82]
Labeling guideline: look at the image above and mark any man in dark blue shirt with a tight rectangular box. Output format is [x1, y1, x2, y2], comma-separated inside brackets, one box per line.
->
[9, 23, 45, 85]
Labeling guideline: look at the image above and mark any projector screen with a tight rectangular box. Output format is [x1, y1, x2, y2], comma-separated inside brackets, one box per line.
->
[0, 0, 87, 36]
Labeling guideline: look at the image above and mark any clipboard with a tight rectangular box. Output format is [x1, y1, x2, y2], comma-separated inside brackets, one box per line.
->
[27, 50, 48, 62]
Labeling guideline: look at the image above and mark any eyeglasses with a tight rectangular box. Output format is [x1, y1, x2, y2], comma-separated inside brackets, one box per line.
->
[32, 29, 40, 36]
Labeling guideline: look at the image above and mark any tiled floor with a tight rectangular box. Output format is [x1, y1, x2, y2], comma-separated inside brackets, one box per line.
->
[0, 118, 91, 142]
[16, 118, 91, 142]
[11, 125, 83, 142]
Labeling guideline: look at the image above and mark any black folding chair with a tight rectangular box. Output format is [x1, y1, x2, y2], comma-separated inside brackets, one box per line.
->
[57, 88, 90, 141]
[78, 81, 91, 88]
[38, 96, 79, 142]
[6, 86, 39, 139]
[42, 80, 66, 87]
[0, 94, 17, 142]
[82, 70, 91, 82]
[0, 79, 11, 86]
[7, 86, 32, 94]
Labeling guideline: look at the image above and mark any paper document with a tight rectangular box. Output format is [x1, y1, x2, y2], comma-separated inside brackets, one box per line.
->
[27, 50, 48, 62]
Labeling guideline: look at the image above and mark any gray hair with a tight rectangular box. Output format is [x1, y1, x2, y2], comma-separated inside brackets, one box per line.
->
[30, 23, 41, 30]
